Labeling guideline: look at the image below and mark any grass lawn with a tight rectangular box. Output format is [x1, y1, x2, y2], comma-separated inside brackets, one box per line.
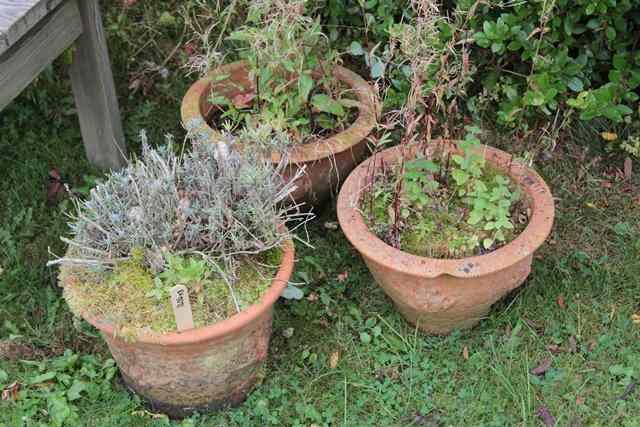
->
[1, 2, 640, 426]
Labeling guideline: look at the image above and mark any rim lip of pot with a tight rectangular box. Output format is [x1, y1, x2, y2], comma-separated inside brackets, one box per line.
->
[180, 60, 379, 164]
[337, 143, 555, 279]
[71, 239, 295, 346]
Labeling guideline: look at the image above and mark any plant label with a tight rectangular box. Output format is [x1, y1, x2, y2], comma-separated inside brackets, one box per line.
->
[170, 285, 194, 331]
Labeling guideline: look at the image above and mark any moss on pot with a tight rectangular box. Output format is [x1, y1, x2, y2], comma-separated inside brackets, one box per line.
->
[61, 248, 283, 339]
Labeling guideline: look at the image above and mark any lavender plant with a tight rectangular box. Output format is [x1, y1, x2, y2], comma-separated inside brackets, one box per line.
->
[51, 129, 308, 283]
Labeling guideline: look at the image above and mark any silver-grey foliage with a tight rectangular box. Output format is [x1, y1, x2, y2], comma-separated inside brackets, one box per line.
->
[52, 130, 309, 278]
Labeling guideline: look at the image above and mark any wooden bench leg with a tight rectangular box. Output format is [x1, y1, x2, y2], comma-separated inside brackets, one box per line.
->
[69, 0, 126, 170]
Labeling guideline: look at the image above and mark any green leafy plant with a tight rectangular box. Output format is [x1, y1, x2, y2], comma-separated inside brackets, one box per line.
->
[1, 351, 117, 427]
[468, 0, 640, 131]
[365, 127, 523, 258]
[321, 0, 640, 152]
[621, 135, 640, 158]
[202, 0, 356, 142]
[360, 1, 524, 258]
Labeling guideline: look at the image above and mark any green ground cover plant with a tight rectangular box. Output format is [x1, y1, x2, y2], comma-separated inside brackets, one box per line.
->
[1, 0, 639, 426]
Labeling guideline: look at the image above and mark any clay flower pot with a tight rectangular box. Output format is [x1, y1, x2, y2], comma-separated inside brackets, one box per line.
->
[337, 144, 555, 335]
[181, 61, 378, 207]
[64, 240, 294, 417]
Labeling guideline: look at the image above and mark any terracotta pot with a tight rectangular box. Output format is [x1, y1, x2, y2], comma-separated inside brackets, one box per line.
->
[337, 144, 555, 335]
[65, 240, 294, 417]
[181, 61, 378, 207]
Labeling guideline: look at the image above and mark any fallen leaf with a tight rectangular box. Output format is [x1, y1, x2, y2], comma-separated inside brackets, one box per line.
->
[323, 221, 339, 231]
[336, 271, 349, 282]
[624, 157, 632, 180]
[556, 295, 566, 309]
[128, 78, 142, 92]
[632, 313, 640, 324]
[1, 382, 20, 401]
[568, 336, 577, 353]
[191, 282, 204, 294]
[375, 367, 400, 381]
[231, 92, 256, 108]
[412, 410, 443, 426]
[462, 346, 469, 360]
[601, 132, 618, 141]
[531, 357, 553, 376]
[587, 340, 597, 352]
[0, 340, 46, 360]
[505, 323, 512, 336]
[329, 351, 340, 369]
[546, 344, 563, 354]
[537, 406, 556, 427]
[282, 327, 294, 338]
[616, 382, 637, 401]
[47, 169, 66, 206]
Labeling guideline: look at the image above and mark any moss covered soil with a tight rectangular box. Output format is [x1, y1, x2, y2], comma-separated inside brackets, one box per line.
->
[364, 162, 529, 259]
[61, 250, 282, 338]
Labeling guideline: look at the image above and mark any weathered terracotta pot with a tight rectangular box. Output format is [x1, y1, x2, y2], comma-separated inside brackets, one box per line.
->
[181, 61, 378, 207]
[337, 144, 555, 335]
[65, 240, 294, 417]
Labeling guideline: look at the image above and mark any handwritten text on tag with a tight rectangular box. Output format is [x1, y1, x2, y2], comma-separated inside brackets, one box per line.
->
[170, 285, 194, 331]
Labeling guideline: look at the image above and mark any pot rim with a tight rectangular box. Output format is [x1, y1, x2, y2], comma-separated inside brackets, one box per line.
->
[71, 239, 295, 346]
[180, 60, 379, 163]
[336, 143, 555, 279]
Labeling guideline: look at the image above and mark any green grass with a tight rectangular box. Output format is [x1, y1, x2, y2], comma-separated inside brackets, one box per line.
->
[2, 2, 640, 426]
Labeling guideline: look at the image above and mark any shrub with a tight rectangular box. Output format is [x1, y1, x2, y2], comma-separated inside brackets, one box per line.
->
[326, 0, 640, 148]
[468, 0, 640, 128]
[52, 130, 307, 279]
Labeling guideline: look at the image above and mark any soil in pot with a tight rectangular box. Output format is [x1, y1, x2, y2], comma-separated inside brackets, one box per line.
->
[337, 137, 554, 335]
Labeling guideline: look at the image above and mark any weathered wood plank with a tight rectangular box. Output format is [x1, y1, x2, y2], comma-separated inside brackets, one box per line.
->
[0, 0, 81, 110]
[69, 0, 127, 170]
[0, 0, 64, 55]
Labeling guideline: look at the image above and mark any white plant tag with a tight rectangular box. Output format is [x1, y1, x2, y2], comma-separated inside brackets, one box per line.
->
[170, 285, 194, 331]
